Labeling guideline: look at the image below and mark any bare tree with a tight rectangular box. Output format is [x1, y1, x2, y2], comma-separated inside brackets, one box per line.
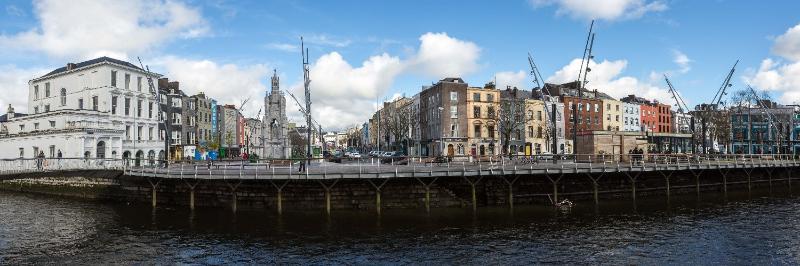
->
[493, 97, 533, 155]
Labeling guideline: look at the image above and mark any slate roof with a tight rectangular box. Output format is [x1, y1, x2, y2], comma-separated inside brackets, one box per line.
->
[38, 56, 143, 80]
[0, 113, 27, 122]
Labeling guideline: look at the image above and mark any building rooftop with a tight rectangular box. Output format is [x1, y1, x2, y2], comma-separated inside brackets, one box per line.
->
[38, 56, 144, 80]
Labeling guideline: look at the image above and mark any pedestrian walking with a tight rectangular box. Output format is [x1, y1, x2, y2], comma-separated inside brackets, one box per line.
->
[36, 151, 45, 170]
[298, 155, 306, 172]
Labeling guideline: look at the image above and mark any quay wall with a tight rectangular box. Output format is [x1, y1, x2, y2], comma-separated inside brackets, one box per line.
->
[0, 167, 796, 210]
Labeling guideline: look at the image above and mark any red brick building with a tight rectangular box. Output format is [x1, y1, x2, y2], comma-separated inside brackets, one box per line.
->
[655, 103, 671, 133]
[640, 103, 658, 132]
[562, 95, 604, 139]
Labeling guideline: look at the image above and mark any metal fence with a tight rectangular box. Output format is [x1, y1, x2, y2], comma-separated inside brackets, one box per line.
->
[2, 153, 797, 180]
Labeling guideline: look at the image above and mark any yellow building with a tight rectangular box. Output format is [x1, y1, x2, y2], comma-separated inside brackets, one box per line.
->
[602, 98, 623, 132]
[466, 84, 500, 156]
[524, 98, 550, 155]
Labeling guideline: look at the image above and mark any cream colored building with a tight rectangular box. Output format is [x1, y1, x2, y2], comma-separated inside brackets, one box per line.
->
[466, 85, 499, 156]
[524, 98, 550, 155]
[602, 98, 623, 132]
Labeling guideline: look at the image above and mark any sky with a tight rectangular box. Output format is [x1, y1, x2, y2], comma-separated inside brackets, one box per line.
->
[0, 0, 799, 131]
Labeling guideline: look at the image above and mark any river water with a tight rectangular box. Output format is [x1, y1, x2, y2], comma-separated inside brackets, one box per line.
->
[1, 189, 799, 264]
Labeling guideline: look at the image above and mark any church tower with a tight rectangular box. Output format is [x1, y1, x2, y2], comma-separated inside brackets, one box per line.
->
[263, 69, 291, 158]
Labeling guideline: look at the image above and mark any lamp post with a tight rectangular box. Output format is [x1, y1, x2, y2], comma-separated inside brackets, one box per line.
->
[438, 106, 444, 156]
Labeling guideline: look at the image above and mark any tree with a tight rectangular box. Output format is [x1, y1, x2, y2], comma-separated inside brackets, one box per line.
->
[493, 97, 533, 155]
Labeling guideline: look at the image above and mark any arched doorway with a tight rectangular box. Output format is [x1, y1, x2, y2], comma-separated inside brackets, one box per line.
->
[447, 144, 454, 157]
[147, 150, 155, 165]
[488, 143, 496, 155]
[479, 145, 486, 156]
[84, 151, 91, 158]
[135, 150, 144, 167]
[111, 151, 117, 159]
[96, 141, 106, 159]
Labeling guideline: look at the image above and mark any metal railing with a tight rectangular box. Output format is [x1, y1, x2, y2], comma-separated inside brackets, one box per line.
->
[1, 153, 798, 180]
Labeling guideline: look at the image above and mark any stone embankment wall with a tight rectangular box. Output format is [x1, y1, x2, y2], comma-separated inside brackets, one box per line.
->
[0, 167, 795, 210]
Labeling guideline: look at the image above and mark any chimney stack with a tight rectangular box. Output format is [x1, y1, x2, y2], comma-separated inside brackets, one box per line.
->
[7, 104, 14, 119]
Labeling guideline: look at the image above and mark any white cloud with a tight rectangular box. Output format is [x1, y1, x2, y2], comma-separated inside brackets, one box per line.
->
[265, 43, 299, 53]
[288, 32, 482, 130]
[772, 23, 800, 61]
[409, 32, 481, 78]
[305, 34, 352, 48]
[743, 59, 800, 104]
[155, 57, 270, 118]
[495, 70, 529, 90]
[0, 0, 208, 60]
[287, 52, 404, 128]
[5, 5, 25, 17]
[672, 50, 691, 74]
[530, 0, 667, 21]
[744, 23, 800, 105]
[547, 58, 673, 104]
[0, 65, 49, 114]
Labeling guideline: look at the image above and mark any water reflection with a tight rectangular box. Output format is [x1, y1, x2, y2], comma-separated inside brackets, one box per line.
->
[0, 186, 798, 264]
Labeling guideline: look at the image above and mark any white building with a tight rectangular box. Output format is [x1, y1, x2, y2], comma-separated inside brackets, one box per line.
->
[0, 57, 164, 163]
[622, 102, 641, 132]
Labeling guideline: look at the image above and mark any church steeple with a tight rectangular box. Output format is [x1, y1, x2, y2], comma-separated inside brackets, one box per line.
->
[271, 69, 279, 93]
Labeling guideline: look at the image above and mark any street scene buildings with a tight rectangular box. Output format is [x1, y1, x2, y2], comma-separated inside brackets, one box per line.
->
[1, 55, 800, 162]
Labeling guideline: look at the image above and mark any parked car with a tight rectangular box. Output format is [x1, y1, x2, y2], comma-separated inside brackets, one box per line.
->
[381, 151, 394, 157]
[350, 152, 361, 158]
[369, 151, 382, 157]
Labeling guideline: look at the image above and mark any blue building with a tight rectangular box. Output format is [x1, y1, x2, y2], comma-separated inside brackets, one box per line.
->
[730, 102, 795, 154]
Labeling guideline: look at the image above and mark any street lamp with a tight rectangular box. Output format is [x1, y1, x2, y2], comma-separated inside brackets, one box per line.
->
[438, 106, 444, 156]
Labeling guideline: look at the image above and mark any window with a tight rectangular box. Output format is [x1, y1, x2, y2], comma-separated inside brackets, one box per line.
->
[45, 83, 50, 97]
[537, 111, 542, 121]
[488, 125, 495, 138]
[474, 125, 481, 138]
[537, 126, 543, 138]
[125, 126, 130, 140]
[149, 127, 153, 140]
[486, 93, 494, 102]
[473, 106, 480, 118]
[606, 103, 610, 110]
[19, 148, 23, 158]
[60, 88, 67, 106]
[111, 71, 117, 87]
[137, 77, 142, 91]
[137, 100, 142, 117]
[607, 114, 611, 121]
[19, 125, 24, 131]
[49, 145, 55, 158]
[78, 98, 84, 109]
[148, 102, 153, 118]
[92, 96, 98, 111]
[137, 126, 143, 141]
[34, 106, 38, 114]
[569, 102, 574, 110]
[34, 85, 39, 100]
[111, 96, 117, 114]
[124, 98, 130, 116]
[450, 106, 457, 118]
[450, 123, 457, 137]
[49, 121, 55, 128]
[44, 105, 50, 112]
[124, 74, 130, 90]
[487, 106, 495, 119]
[450, 91, 458, 101]
[473, 93, 480, 102]
[528, 126, 534, 138]
[34, 123, 39, 130]
[616, 105, 620, 111]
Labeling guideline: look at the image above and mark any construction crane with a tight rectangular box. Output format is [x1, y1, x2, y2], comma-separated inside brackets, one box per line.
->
[663, 74, 690, 114]
[747, 85, 786, 154]
[286, 90, 325, 150]
[528, 52, 558, 154]
[137, 57, 166, 165]
[572, 20, 596, 155]
[710, 60, 739, 109]
[696, 60, 738, 154]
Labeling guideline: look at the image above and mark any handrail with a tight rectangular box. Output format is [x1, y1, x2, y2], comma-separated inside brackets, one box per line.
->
[2, 153, 797, 180]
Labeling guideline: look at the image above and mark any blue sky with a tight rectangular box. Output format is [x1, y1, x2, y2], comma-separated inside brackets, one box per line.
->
[1, 0, 799, 130]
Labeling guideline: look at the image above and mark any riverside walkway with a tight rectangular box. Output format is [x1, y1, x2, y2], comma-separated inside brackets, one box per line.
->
[1, 154, 797, 180]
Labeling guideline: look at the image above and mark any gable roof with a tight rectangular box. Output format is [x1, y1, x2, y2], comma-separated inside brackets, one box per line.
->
[38, 56, 144, 80]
